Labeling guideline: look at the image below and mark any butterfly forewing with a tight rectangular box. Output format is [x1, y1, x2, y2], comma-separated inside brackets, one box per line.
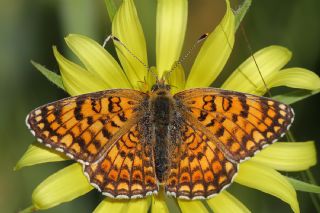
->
[26, 89, 147, 165]
[173, 88, 294, 163]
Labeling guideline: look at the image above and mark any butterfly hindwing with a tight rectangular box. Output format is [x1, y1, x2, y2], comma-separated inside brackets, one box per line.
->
[83, 124, 158, 198]
[174, 88, 294, 162]
[165, 120, 238, 199]
[26, 89, 147, 165]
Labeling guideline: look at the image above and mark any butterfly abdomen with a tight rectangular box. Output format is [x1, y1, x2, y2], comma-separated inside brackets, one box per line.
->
[151, 89, 174, 183]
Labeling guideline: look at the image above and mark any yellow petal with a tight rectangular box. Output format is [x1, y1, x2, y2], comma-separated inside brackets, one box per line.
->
[32, 163, 93, 210]
[94, 197, 151, 213]
[112, 0, 148, 89]
[186, 0, 235, 88]
[94, 198, 128, 213]
[206, 191, 250, 213]
[166, 64, 186, 94]
[269, 68, 320, 90]
[126, 197, 151, 212]
[252, 141, 316, 171]
[15, 144, 67, 170]
[236, 161, 299, 213]
[53, 47, 108, 95]
[156, 0, 187, 77]
[65, 34, 131, 89]
[178, 199, 208, 212]
[151, 192, 169, 213]
[222, 46, 292, 95]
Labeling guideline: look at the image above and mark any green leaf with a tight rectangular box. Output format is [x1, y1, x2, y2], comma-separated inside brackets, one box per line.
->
[104, 0, 118, 21]
[287, 177, 320, 193]
[234, 0, 252, 30]
[272, 89, 320, 105]
[31, 60, 65, 91]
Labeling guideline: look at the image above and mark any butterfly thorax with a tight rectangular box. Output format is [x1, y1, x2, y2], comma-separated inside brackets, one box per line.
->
[150, 84, 175, 183]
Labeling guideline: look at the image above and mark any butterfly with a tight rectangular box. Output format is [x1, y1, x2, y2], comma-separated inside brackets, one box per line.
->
[26, 79, 294, 200]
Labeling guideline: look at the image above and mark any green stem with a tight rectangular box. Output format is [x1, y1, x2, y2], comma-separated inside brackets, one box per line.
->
[19, 205, 37, 213]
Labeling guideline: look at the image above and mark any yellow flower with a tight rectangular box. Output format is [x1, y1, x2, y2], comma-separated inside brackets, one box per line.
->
[17, 0, 320, 212]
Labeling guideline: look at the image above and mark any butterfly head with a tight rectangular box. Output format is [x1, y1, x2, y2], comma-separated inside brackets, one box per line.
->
[151, 79, 171, 92]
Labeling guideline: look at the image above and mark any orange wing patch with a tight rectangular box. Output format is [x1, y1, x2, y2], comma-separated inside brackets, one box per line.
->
[165, 122, 238, 199]
[83, 124, 158, 198]
[174, 88, 294, 163]
[26, 89, 146, 165]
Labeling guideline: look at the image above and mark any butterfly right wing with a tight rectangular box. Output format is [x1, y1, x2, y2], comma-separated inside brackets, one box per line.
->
[165, 120, 238, 199]
[26, 89, 146, 165]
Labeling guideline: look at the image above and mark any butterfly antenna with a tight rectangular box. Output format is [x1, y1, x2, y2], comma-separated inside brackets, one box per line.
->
[166, 33, 209, 79]
[102, 35, 158, 80]
[239, 25, 272, 97]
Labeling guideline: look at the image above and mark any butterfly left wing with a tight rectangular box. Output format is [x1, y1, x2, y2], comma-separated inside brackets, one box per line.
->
[173, 88, 294, 163]
[84, 123, 158, 198]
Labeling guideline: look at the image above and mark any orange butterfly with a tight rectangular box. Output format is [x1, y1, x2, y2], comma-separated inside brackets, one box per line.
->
[26, 79, 294, 200]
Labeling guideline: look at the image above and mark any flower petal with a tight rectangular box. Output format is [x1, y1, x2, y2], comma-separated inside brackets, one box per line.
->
[206, 191, 250, 213]
[126, 197, 151, 212]
[236, 161, 299, 213]
[93, 198, 128, 213]
[185, 0, 235, 88]
[252, 141, 316, 171]
[222, 46, 292, 95]
[32, 163, 93, 210]
[53, 47, 109, 95]
[269, 68, 320, 90]
[166, 64, 186, 94]
[178, 199, 208, 212]
[15, 144, 67, 170]
[151, 193, 169, 213]
[112, 0, 148, 89]
[156, 0, 187, 77]
[65, 34, 131, 89]
[94, 197, 151, 213]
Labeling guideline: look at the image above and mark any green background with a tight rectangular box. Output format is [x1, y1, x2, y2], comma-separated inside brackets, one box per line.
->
[0, 0, 319, 212]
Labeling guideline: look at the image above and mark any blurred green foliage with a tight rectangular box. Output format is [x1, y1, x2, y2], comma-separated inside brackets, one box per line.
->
[0, 0, 319, 212]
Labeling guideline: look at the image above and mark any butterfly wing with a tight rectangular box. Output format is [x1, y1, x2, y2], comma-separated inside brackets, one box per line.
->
[26, 89, 147, 165]
[165, 88, 294, 199]
[165, 121, 238, 199]
[174, 88, 294, 162]
[83, 123, 158, 198]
